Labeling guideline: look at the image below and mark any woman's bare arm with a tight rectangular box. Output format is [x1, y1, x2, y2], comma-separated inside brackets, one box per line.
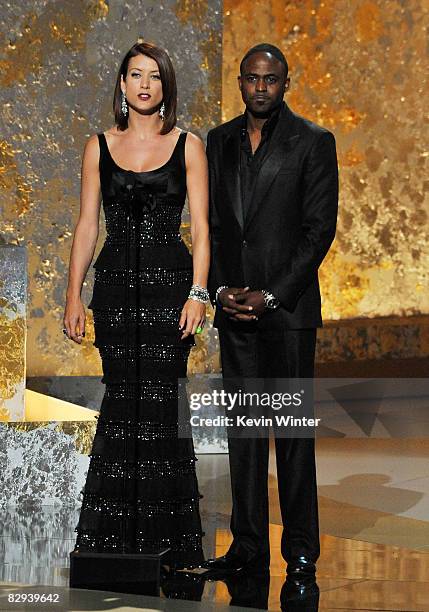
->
[186, 132, 210, 289]
[179, 132, 210, 338]
[64, 134, 101, 343]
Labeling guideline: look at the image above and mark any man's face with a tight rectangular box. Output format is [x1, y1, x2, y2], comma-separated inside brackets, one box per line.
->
[238, 52, 289, 117]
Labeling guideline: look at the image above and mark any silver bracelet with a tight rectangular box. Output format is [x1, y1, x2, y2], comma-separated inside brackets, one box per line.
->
[188, 284, 209, 303]
[215, 285, 228, 304]
[261, 289, 280, 310]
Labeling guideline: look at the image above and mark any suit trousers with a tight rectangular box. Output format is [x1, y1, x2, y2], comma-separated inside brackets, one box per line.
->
[218, 322, 320, 564]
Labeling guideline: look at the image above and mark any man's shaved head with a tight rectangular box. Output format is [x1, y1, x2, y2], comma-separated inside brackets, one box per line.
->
[240, 43, 288, 77]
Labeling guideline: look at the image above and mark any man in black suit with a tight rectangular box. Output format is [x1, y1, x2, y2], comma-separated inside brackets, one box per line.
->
[204, 44, 338, 582]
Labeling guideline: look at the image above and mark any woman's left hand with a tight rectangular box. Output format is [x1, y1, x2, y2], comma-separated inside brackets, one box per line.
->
[179, 299, 206, 339]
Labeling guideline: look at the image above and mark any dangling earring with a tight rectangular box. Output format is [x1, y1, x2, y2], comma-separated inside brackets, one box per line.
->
[159, 102, 165, 120]
[121, 91, 128, 116]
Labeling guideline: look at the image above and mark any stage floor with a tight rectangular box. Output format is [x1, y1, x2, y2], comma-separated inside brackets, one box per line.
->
[0, 438, 428, 611]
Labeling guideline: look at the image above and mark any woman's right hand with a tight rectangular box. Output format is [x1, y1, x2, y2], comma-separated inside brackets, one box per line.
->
[63, 296, 86, 344]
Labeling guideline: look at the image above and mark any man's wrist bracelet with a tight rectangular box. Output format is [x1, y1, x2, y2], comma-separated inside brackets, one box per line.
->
[261, 289, 280, 310]
[188, 284, 209, 304]
[215, 285, 228, 304]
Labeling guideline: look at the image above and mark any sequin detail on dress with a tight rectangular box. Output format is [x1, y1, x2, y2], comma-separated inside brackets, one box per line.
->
[94, 267, 192, 286]
[96, 419, 178, 440]
[81, 492, 202, 517]
[73, 131, 204, 567]
[92, 306, 183, 326]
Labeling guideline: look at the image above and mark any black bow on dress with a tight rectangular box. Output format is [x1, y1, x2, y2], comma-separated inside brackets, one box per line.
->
[115, 171, 157, 219]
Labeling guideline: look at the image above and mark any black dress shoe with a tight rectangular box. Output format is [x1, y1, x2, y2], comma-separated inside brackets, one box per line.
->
[204, 552, 270, 577]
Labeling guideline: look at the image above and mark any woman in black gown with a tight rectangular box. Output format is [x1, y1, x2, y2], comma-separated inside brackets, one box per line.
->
[63, 42, 209, 570]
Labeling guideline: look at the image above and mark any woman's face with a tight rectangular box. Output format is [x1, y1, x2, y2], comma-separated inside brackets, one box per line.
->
[121, 54, 163, 115]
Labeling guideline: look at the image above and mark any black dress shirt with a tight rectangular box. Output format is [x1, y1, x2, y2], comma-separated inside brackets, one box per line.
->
[240, 102, 284, 221]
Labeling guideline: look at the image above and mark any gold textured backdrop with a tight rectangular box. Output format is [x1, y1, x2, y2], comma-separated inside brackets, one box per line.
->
[0, 0, 427, 380]
[223, 0, 428, 321]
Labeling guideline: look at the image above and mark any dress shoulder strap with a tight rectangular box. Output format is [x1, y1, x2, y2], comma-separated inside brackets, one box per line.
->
[176, 130, 188, 170]
[97, 132, 108, 158]
[97, 132, 114, 174]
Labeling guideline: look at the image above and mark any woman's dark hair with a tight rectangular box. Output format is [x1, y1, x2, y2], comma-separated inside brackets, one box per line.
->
[113, 42, 177, 135]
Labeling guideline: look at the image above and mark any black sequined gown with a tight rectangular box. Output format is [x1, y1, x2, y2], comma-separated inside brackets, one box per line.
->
[73, 131, 204, 568]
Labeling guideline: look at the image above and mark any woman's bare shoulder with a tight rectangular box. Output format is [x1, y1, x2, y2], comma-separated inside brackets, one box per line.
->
[183, 131, 207, 172]
[82, 133, 101, 165]
[184, 130, 205, 154]
[84, 133, 99, 151]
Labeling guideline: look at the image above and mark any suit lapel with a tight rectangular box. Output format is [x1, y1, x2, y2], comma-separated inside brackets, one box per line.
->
[243, 105, 300, 231]
[222, 121, 244, 230]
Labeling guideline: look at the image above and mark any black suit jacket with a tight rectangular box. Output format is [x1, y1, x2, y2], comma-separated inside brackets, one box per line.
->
[206, 102, 339, 330]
